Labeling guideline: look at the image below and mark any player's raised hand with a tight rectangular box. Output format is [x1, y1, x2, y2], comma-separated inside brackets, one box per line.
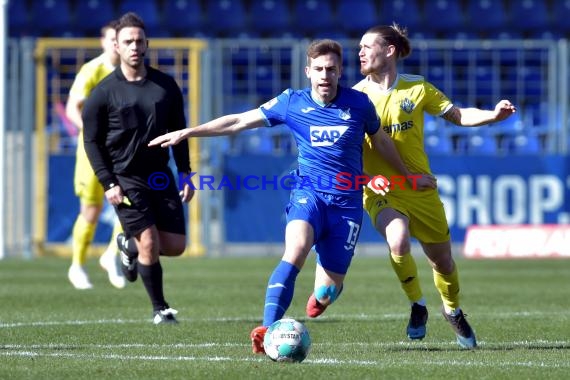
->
[494, 100, 516, 122]
[148, 130, 188, 148]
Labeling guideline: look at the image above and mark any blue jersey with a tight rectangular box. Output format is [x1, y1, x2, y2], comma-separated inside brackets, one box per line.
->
[259, 86, 380, 196]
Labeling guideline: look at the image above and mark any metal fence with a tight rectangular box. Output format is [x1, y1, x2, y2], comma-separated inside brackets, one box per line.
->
[208, 38, 568, 157]
[4, 37, 569, 258]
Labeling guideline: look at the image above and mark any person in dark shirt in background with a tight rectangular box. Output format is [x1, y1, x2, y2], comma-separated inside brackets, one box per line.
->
[82, 12, 194, 324]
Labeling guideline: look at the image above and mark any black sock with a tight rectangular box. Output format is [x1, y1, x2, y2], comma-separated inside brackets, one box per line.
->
[138, 261, 168, 311]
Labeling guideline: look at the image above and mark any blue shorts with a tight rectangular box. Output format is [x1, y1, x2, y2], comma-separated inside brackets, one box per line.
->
[286, 188, 363, 275]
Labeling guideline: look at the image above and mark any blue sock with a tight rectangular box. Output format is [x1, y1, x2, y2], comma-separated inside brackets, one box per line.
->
[262, 260, 300, 326]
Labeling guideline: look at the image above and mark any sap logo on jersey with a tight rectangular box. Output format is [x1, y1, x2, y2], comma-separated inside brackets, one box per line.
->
[310, 126, 348, 147]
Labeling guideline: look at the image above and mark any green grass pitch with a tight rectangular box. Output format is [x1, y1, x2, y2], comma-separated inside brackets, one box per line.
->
[0, 254, 568, 379]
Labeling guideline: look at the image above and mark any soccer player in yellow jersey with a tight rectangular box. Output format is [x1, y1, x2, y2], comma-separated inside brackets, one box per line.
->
[354, 24, 516, 349]
[66, 20, 126, 289]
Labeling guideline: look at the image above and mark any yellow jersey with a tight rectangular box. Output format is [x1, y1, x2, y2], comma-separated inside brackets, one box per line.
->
[353, 74, 452, 192]
[70, 54, 115, 203]
[69, 53, 115, 102]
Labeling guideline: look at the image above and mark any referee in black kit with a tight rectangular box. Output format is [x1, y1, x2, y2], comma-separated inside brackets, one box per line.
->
[82, 12, 194, 324]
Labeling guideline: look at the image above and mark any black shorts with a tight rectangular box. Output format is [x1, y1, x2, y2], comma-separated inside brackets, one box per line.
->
[114, 170, 186, 238]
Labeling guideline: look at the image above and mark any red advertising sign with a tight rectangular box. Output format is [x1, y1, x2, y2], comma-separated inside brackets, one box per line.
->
[464, 225, 570, 258]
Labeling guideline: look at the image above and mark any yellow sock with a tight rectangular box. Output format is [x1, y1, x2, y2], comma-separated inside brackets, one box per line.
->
[71, 215, 96, 266]
[390, 252, 423, 303]
[108, 220, 123, 252]
[433, 266, 460, 313]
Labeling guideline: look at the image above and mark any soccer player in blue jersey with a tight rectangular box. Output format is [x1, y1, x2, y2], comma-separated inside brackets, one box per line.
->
[149, 39, 430, 354]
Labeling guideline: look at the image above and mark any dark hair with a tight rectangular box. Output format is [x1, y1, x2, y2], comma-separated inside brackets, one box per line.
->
[306, 39, 343, 65]
[100, 19, 118, 37]
[115, 12, 145, 36]
[365, 23, 411, 59]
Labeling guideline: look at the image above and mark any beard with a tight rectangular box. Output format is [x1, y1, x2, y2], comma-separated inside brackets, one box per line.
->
[361, 59, 389, 77]
[360, 65, 374, 76]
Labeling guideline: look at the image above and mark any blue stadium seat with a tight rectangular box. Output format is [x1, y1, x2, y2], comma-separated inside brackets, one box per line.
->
[276, 30, 306, 39]
[118, 0, 161, 35]
[253, 44, 293, 96]
[449, 126, 473, 154]
[521, 103, 542, 131]
[467, 129, 498, 155]
[313, 30, 351, 40]
[227, 99, 256, 114]
[465, 0, 507, 32]
[242, 129, 274, 153]
[473, 66, 496, 97]
[205, 0, 248, 37]
[408, 31, 437, 41]
[524, 102, 557, 137]
[441, 31, 479, 40]
[527, 30, 565, 40]
[518, 67, 543, 97]
[492, 30, 524, 40]
[425, 129, 453, 156]
[75, 0, 117, 35]
[162, 0, 204, 37]
[551, 0, 570, 33]
[502, 133, 542, 155]
[508, 0, 550, 32]
[379, 0, 423, 31]
[424, 114, 444, 135]
[8, 0, 30, 36]
[496, 111, 524, 136]
[250, 0, 291, 37]
[426, 66, 447, 89]
[293, 0, 335, 37]
[423, 0, 466, 33]
[336, 0, 378, 37]
[255, 66, 277, 97]
[30, 0, 74, 36]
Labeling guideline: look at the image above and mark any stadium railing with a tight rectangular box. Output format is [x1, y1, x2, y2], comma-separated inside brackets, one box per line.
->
[4, 37, 569, 258]
[31, 38, 208, 258]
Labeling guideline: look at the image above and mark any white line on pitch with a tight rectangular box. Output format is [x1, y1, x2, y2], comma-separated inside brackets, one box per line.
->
[1, 310, 568, 329]
[2, 339, 569, 350]
[0, 350, 568, 369]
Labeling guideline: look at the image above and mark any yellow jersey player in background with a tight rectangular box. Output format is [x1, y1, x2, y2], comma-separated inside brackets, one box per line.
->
[354, 24, 516, 349]
[66, 20, 126, 290]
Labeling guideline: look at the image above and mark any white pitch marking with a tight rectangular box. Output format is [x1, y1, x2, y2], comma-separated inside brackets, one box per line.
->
[2, 339, 569, 350]
[1, 311, 568, 329]
[0, 350, 568, 369]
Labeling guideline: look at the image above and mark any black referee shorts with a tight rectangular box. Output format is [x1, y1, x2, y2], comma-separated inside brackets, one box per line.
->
[114, 170, 186, 238]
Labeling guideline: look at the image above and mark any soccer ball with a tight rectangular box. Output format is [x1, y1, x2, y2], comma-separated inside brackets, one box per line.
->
[263, 318, 311, 363]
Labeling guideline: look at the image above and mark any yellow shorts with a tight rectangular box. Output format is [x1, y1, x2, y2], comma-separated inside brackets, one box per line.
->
[363, 187, 450, 243]
[74, 136, 104, 206]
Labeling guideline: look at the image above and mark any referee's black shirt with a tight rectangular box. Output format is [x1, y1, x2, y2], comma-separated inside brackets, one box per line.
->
[82, 65, 191, 190]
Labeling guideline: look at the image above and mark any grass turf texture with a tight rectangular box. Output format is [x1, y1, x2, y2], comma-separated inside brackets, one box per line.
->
[0, 255, 568, 379]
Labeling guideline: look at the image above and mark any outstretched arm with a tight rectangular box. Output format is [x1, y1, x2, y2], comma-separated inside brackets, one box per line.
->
[149, 109, 266, 147]
[369, 129, 437, 191]
[442, 99, 516, 127]
[369, 129, 410, 177]
[65, 94, 85, 130]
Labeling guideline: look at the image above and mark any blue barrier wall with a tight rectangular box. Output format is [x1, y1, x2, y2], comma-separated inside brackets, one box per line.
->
[47, 154, 570, 244]
[48, 155, 113, 243]
[222, 154, 570, 243]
